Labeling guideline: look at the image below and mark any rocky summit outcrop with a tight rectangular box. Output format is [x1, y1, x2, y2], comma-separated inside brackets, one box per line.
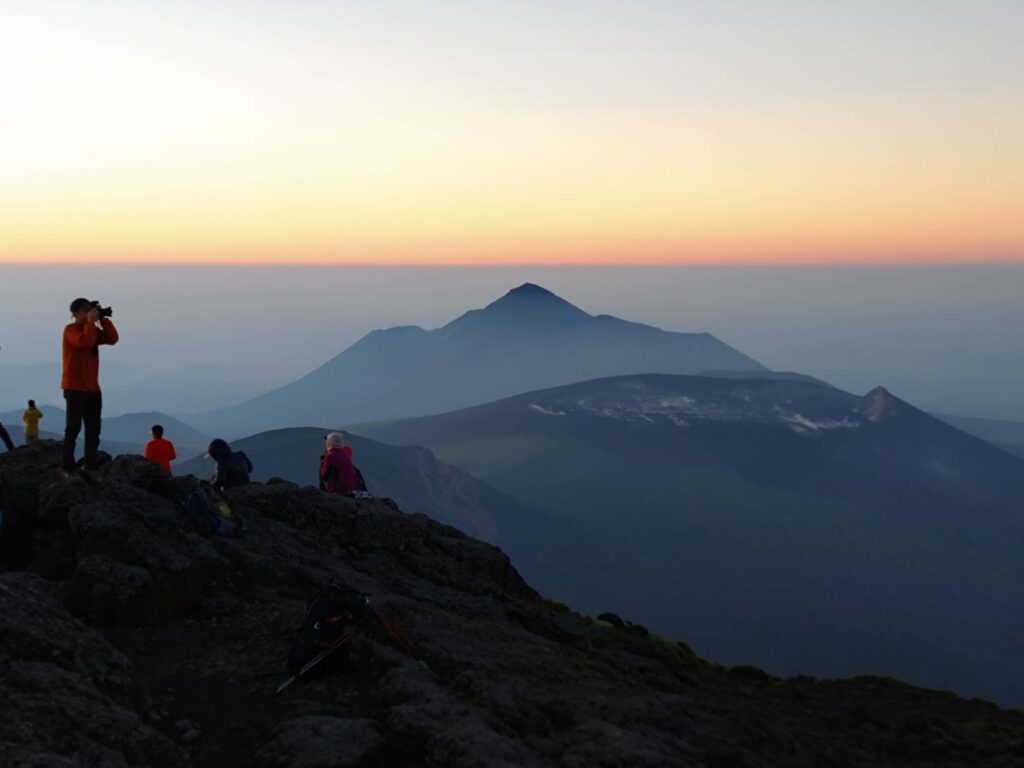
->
[2, 442, 1024, 767]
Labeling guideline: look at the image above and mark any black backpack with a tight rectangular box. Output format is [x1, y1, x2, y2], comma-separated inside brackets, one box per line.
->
[287, 583, 369, 671]
[277, 584, 418, 694]
[354, 466, 369, 494]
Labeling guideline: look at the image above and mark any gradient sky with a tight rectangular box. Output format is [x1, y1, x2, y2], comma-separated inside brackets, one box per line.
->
[1, 1, 1022, 264]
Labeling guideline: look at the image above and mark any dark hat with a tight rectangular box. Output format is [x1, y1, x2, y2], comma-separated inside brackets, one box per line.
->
[69, 298, 92, 313]
[205, 438, 231, 460]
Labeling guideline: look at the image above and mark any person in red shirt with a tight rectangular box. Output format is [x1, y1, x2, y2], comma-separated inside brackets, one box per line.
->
[319, 432, 358, 495]
[144, 424, 177, 474]
[62, 298, 119, 472]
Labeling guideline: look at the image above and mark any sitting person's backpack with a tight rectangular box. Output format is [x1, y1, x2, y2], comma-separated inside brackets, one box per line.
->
[183, 484, 238, 537]
[353, 466, 371, 498]
[287, 582, 369, 671]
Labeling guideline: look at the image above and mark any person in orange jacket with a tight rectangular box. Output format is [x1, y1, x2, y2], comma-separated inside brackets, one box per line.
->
[62, 298, 119, 472]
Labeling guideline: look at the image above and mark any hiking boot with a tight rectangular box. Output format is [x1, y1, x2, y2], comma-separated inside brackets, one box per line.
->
[60, 467, 99, 484]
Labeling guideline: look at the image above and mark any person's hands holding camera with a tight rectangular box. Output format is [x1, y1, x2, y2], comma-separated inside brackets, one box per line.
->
[87, 307, 100, 324]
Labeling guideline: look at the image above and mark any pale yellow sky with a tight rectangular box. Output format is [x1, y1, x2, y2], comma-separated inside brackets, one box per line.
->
[1, 1, 1022, 264]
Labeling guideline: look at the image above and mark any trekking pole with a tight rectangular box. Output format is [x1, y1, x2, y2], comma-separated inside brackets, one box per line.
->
[275, 627, 359, 695]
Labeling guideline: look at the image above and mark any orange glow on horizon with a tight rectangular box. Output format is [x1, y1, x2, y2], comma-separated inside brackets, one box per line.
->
[3, 245, 1022, 267]
[2, 3, 1022, 268]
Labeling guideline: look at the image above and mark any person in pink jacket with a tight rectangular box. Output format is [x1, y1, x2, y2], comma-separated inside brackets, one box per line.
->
[319, 432, 358, 495]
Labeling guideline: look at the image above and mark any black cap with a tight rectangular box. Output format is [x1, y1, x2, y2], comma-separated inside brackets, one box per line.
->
[69, 298, 92, 313]
[206, 438, 231, 460]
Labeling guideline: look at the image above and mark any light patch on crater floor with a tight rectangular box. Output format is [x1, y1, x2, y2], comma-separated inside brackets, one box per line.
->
[528, 403, 566, 416]
[779, 410, 859, 434]
[657, 396, 697, 409]
[529, 390, 864, 436]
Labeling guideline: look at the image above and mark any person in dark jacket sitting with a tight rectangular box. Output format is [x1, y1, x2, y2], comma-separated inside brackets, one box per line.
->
[319, 432, 358, 495]
[206, 438, 253, 491]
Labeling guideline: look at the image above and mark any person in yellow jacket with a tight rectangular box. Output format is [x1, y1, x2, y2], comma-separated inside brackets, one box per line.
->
[22, 400, 43, 445]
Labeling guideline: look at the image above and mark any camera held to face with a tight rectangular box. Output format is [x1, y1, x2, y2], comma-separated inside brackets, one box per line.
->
[90, 301, 113, 319]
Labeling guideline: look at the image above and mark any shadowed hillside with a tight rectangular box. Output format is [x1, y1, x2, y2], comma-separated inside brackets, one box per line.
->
[357, 373, 1024, 705]
[175, 427, 651, 624]
[935, 413, 1024, 459]
[2, 443, 1023, 766]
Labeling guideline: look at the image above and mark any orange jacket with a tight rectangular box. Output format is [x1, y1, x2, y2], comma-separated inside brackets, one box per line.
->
[61, 319, 119, 392]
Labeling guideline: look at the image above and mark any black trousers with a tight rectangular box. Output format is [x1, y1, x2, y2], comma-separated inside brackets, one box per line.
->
[0, 421, 13, 451]
[63, 389, 102, 470]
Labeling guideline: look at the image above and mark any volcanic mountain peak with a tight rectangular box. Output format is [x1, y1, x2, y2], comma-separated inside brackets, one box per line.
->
[448, 283, 590, 328]
[506, 282, 558, 298]
[199, 285, 764, 436]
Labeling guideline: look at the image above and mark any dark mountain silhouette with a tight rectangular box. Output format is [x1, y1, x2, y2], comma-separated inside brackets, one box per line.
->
[199, 284, 764, 437]
[357, 373, 1024, 705]
[3, 444, 1023, 766]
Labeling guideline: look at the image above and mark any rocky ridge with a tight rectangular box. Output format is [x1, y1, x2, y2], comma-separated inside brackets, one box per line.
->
[2, 441, 1023, 767]
[520, 375, 894, 432]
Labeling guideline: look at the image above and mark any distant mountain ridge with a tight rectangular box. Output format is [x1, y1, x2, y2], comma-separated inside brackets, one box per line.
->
[357, 372, 1024, 705]
[0, 408, 210, 461]
[199, 284, 765, 437]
